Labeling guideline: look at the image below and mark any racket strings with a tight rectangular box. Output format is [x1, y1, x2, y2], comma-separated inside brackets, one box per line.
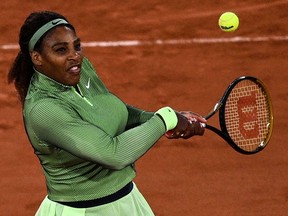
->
[224, 80, 272, 152]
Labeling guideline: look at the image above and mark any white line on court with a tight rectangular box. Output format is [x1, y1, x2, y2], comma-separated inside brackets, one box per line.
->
[1, 36, 288, 50]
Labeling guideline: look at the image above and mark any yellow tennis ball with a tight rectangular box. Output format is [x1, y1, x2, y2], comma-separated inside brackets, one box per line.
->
[218, 12, 239, 32]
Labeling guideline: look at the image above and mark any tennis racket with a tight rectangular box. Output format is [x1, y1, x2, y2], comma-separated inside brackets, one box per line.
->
[203, 76, 273, 154]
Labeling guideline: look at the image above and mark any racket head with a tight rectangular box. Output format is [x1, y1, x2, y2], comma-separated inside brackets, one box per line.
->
[219, 76, 273, 154]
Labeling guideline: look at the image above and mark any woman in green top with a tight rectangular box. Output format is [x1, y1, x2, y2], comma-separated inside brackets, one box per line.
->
[8, 11, 206, 216]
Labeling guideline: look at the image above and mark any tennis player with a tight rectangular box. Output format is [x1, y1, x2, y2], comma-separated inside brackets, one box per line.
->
[8, 11, 206, 216]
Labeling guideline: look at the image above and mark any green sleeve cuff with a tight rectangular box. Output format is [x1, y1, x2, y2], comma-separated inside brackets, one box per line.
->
[155, 106, 178, 131]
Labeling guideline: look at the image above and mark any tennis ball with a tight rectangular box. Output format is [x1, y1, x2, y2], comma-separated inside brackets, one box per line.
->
[218, 12, 239, 32]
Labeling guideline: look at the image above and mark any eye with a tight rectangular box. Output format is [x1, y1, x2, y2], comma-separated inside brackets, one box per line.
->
[75, 43, 81, 51]
[55, 47, 67, 54]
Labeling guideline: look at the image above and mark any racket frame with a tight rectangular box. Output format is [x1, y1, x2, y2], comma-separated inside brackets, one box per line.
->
[204, 76, 273, 154]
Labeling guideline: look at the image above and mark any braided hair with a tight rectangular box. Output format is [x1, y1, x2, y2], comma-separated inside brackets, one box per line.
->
[8, 11, 75, 106]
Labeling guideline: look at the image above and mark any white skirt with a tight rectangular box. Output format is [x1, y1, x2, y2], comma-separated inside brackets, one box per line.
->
[35, 183, 155, 216]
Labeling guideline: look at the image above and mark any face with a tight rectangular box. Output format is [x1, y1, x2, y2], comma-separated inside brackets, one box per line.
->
[32, 26, 84, 86]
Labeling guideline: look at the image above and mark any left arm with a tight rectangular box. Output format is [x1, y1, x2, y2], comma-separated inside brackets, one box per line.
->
[125, 104, 154, 130]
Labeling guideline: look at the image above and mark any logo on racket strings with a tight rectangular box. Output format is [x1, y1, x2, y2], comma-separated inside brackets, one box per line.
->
[237, 92, 259, 139]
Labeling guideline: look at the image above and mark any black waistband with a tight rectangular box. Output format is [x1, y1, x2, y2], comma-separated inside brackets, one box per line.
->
[56, 182, 133, 208]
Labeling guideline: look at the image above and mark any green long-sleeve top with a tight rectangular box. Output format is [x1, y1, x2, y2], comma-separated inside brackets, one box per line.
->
[23, 57, 166, 202]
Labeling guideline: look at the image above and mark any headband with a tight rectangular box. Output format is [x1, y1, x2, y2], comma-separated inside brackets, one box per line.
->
[28, 18, 69, 51]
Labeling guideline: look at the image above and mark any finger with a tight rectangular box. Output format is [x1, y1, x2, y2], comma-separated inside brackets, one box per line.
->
[192, 115, 207, 123]
[186, 121, 205, 137]
[179, 111, 207, 123]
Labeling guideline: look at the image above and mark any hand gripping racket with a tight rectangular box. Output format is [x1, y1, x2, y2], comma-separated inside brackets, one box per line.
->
[203, 76, 273, 154]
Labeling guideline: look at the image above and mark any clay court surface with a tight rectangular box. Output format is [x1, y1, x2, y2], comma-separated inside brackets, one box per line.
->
[1, 1, 288, 215]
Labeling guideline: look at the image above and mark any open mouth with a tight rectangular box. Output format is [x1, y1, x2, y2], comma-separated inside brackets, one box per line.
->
[67, 64, 81, 74]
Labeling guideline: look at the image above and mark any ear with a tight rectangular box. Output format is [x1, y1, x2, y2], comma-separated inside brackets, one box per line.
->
[30, 51, 43, 66]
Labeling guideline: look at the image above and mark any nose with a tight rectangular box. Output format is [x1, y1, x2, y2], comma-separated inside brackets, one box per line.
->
[68, 50, 82, 61]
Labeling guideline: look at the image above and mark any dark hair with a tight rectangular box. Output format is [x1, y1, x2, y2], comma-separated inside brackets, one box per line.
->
[8, 11, 75, 106]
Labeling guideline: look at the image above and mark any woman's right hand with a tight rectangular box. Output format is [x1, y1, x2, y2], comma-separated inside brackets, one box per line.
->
[165, 112, 206, 139]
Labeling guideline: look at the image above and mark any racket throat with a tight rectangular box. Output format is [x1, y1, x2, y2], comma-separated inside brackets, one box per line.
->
[205, 102, 223, 120]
